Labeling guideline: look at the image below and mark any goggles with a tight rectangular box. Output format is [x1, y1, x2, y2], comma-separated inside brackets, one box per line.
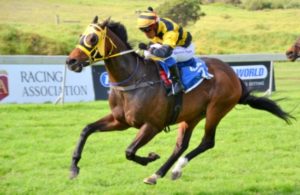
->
[139, 26, 152, 33]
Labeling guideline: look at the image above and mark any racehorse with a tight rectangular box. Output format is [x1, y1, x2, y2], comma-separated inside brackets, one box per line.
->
[66, 16, 294, 185]
[286, 37, 300, 61]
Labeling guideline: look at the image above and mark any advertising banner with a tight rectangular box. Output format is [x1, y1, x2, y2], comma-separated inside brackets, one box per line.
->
[92, 65, 110, 100]
[0, 65, 95, 103]
[228, 61, 275, 92]
[91, 61, 275, 100]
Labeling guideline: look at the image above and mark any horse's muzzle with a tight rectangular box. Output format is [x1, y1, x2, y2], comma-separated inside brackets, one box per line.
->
[66, 57, 90, 72]
[285, 50, 297, 62]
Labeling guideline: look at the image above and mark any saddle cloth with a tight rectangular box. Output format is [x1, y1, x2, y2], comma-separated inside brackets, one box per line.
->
[159, 57, 214, 93]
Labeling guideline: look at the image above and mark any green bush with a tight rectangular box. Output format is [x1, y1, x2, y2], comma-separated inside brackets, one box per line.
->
[285, 0, 300, 8]
[0, 25, 70, 55]
[155, 0, 203, 27]
[241, 0, 300, 10]
[241, 0, 271, 10]
[202, 0, 300, 9]
[202, 0, 241, 4]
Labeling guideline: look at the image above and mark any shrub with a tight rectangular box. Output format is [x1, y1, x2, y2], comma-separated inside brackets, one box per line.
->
[202, 0, 241, 4]
[241, 0, 300, 10]
[241, 0, 272, 10]
[155, 0, 204, 27]
[285, 0, 300, 8]
[0, 25, 69, 55]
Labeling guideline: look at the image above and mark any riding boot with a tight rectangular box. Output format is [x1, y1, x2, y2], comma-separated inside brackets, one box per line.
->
[168, 65, 185, 96]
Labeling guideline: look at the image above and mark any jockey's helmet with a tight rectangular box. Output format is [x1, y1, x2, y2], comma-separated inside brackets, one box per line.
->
[137, 11, 158, 28]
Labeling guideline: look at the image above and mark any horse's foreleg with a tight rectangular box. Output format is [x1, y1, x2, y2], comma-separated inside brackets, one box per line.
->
[70, 113, 128, 179]
[125, 123, 160, 166]
[144, 121, 197, 185]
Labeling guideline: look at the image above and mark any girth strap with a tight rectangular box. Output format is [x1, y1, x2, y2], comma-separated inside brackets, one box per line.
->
[164, 93, 183, 132]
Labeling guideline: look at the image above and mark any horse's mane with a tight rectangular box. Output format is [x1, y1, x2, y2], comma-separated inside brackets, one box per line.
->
[104, 20, 148, 61]
[105, 21, 133, 49]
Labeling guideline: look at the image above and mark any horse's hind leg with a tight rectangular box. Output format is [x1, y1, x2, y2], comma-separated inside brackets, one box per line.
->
[171, 104, 234, 180]
[70, 113, 128, 179]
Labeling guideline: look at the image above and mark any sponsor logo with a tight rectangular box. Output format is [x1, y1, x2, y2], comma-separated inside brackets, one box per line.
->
[0, 70, 9, 101]
[189, 61, 204, 73]
[99, 72, 110, 87]
[231, 65, 268, 80]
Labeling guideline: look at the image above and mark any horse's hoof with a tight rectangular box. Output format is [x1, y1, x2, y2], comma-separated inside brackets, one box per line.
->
[143, 174, 160, 185]
[171, 170, 182, 180]
[148, 152, 160, 161]
[69, 166, 80, 179]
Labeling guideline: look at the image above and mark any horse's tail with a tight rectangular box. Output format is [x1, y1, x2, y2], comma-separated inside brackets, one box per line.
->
[238, 79, 295, 124]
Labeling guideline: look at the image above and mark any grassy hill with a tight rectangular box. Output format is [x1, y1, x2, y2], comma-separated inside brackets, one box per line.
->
[0, 0, 299, 54]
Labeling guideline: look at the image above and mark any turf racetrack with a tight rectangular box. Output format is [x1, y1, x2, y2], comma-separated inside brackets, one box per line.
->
[0, 62, 299, 194]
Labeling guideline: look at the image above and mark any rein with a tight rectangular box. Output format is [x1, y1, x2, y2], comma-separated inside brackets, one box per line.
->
[109, 57, 162, 91]
[109, 57, 140, 87]
[77, 44, 135, 62]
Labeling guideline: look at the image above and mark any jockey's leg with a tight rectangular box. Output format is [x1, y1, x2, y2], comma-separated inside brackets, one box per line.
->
[163, 57, 185, 96]
[167, 43, 195, 96]
[168, 64, 185, 96]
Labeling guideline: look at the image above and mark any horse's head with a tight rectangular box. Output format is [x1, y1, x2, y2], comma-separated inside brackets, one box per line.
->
[286, 37, 300, 62]
[66, 16, 116, 72]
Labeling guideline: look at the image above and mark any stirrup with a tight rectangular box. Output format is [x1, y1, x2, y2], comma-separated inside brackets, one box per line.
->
[168, 82, 184, 96]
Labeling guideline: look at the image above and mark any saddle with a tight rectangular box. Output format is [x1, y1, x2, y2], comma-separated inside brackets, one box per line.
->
[159, 57, 214, 93]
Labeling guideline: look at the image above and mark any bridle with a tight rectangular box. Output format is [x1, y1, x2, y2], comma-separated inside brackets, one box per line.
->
[75, 23, 161, 90]
[76, 24, 135, 64]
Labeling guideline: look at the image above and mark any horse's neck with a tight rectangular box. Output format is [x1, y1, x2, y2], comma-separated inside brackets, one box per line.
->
[104, 31, 159, 85]
[105, 54, 159, 86]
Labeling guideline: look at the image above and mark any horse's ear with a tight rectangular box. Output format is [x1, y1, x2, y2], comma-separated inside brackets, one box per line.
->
[92, 16, 98, 24]
[101, 17, 111, 27]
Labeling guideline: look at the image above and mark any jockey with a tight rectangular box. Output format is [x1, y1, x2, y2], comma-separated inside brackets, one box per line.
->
[137, 7, 195, 96]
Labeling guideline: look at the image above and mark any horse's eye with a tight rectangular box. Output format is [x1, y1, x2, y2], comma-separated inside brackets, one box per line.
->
[84, 33, 98, 47]
[90, 34, 98, 45]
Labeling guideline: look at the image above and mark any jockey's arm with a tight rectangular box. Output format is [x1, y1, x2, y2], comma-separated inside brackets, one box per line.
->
[149, 45, 173, 58]
[149, 30, 178, 58]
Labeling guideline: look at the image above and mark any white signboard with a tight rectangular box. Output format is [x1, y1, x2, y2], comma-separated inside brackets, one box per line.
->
[231, 65, 268, 80]
[229, 61, 274, 92]
[0, 64, 95, 104]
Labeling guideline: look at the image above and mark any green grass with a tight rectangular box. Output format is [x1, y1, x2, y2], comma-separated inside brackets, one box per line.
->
[0, 0, 300, 54]
[0, 61, 299, 194]
[191, 3, 300, 54]
[1, 0, 300, 193]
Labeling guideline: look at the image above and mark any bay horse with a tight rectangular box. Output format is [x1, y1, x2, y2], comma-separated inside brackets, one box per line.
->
[286, 37, 300, 61]
[66, 16, 294, 185]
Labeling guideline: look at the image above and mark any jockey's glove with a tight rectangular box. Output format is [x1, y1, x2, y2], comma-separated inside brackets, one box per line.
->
[138, 43, 148, 50]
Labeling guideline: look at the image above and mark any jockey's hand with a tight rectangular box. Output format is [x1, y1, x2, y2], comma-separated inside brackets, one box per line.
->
[138, 43, 148, 50]
[144, 50, 153, 59]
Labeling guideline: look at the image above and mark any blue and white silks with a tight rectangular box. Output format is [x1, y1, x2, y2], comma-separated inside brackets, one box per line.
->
[159, 57, 214, 93]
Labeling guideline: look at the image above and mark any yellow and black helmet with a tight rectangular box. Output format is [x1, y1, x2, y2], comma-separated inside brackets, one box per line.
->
[137, 9, 158, 28]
